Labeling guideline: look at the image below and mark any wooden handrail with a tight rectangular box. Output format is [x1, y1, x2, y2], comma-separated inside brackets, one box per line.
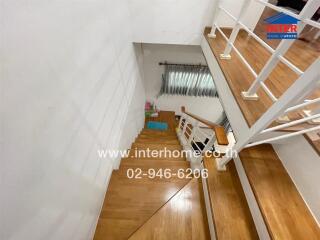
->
[181, 106, 229, 145]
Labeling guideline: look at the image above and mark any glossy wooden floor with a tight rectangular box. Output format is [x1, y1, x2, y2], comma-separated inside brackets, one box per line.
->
[94, 113, 210, 240]
[204, 27, 319, 127]
[203, 156, 259, 240]
[204, 26, 320, 154]
[240, 144, 320, 239]
[129, 178, 210, 240]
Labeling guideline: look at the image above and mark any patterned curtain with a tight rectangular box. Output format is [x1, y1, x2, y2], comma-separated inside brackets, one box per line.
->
[159, 64, 218, 97]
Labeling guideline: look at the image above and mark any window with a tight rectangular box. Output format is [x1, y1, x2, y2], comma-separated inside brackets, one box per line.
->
[159, 63, 218, 97]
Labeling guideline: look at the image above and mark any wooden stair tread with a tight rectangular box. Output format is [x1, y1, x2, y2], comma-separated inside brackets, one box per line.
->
[139, 132, 175, 137]
[131, 143, 183, 150]
[135, 138, 180, 145]
[94, 161, 190, 240]
[138, 134, 177, 139]
[137, 136, 178, 141]
[203, 157, 259, 240]
[140, 131, 176, 135]
[123, 156, 186, 161]
[120, 158, 190, 169]
[141, 128, 176, 133]
[128, 178, 210, 240]
[94, 124, 194, 240]
[240, 144, 320, 240]
[139, 134, 177, 138]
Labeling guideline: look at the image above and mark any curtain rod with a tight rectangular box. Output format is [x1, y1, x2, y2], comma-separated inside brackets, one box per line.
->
[158, 62, 208, 67]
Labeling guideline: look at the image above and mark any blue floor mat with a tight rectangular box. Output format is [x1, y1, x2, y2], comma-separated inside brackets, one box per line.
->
[146, 121, 168, 131]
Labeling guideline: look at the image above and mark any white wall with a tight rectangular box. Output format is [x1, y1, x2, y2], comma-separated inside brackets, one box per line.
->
[273, 137, 320, 225]
[155, 95, 224, 122]
[141, 43, 224, 123]
[1, 1, 145, 239]
[217, 0, 265, 30]
[129, 0, 265, 45]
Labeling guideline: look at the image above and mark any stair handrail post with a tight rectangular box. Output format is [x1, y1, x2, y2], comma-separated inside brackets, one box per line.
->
[221, 0, 252, 59]
[243, 0, 320, 99]
[220, 58, 320, 167]
[208, 0, 222, 38]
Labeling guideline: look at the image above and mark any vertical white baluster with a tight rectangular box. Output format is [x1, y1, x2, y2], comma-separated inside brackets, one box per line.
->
[221, 0, 252, 59]
[188, 121, 199, 145]
[220, 58, 320, 168]
[202, 133, 216, 153]
[242, 0, 320, 100]
[178, 113, 185, 131]
[182, 116, 189, 141]
[208, 0, 222, 38]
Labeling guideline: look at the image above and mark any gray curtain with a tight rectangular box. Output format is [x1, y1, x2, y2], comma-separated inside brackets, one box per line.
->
[159, 64, 218, 97]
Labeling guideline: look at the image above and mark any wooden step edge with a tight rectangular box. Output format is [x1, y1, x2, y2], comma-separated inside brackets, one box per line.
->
[142, 128, 176, 131]
[138, 134, 177, 138]
[135, 139, 180, 143]
[135, 139, 180, 144]
[137, 135, 179, 138]
[203, 156, 259, 240]
[124, 157, 187, 162]
[138, 133, 177, 136]
[131, 144, 183, 151]
[132, 142, 182, 147]
[120, 158, 190, 167]
[140, 129, 176, 133]
[239, 144, 320, 240]
[141, 129, 176, 133]
[137, 136, 179, 140]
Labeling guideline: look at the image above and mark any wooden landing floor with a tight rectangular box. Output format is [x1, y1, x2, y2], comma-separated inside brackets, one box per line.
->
[145, 111, 178, 131]
[129, 178, 210, 240]
[240, 144, 320, 239]
[204, 27, 320, 153]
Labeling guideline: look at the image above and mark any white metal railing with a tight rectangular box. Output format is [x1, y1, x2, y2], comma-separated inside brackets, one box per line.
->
[177, 113, 217, 156]
[220, 59, 320, 168]
[209, 0, 319, 100]
[177, 108, 235, 169]
[207, 0, 320, 169]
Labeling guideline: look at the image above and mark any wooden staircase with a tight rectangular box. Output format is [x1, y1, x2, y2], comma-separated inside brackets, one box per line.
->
[93, 109, 320, 239]
[93, 127, 210, 240]
[202, 25, 320, 240]
[240, 144, 320, 239]
[202, 144, 320, 240]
